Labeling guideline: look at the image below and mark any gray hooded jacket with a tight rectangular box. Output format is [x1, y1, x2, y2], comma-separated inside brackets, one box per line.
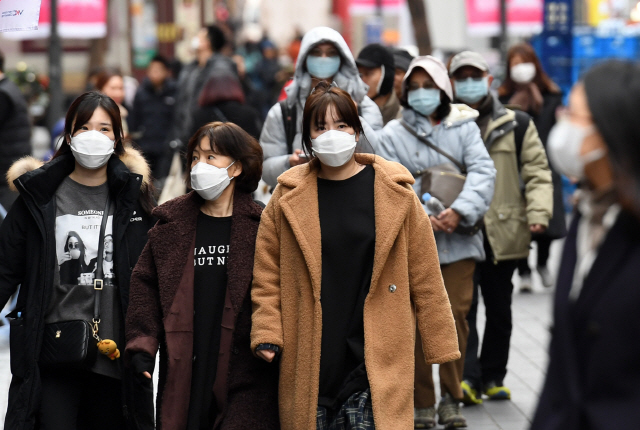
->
[379, 106, 496, 265]
[259, 26, 384, 186]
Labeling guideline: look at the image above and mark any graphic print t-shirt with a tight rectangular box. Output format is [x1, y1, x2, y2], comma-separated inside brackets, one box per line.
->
[47, 177, 121, 379]
[187, 212, 232, 430]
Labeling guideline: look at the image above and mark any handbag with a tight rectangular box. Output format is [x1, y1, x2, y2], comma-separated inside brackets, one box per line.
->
[401, 120, 483, 236]
[39, 196, 111, 368]
[158, 151, 187, 204]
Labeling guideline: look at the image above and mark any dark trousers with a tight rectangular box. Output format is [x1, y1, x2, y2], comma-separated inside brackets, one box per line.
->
[463, 258, 517, 390]
[37, 368, 126, 430]
[516, 236, 552, 276]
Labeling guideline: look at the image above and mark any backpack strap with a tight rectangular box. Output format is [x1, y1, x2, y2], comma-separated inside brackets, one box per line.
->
[513, 110, 530, 173]
[280, 100, 297, 155]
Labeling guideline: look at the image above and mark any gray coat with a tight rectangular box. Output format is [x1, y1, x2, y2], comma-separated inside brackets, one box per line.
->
[259, 26, 383, 186]
[378, 105, 496, 265]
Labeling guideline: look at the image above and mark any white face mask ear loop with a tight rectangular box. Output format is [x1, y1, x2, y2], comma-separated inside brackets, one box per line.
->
[376, 65, 385, 96]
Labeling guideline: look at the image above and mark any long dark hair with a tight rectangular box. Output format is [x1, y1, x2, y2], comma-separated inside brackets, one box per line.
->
[301, 82, 367, 160]
[53, 91, 125, 159]
[64, 231, 87, 264]
[498, 43, 561, 97]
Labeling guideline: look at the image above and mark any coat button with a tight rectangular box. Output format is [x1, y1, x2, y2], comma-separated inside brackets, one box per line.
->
[389, 284, 397, 293]
[498, 213, 505, 220]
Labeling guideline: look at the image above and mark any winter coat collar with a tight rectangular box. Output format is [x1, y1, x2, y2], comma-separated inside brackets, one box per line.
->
[141, 76, 177, 95]
[286, 26, 369, 106]
[276, 153, 415, 299]
[7, 147, 151, 206]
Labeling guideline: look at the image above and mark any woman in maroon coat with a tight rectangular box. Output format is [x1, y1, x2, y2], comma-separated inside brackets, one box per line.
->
[125, 122, 279, 430]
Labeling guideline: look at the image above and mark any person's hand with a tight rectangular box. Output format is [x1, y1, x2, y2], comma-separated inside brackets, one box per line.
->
[289, 149, 309, 167]
[530, 224, 546, 234]
[59, 252, 71, 264]
[437, 208, 461, 233]
[429, 215, 446, 232]
[257, 349, 276, 362]
[142, 371, 151, 379]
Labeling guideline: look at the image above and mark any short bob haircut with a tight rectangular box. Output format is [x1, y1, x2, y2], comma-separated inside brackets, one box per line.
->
[400, 67, 452, 122]
[185, 122, 263, 193]
[53, 91, 125, 159]
[301, 81, 364, 159]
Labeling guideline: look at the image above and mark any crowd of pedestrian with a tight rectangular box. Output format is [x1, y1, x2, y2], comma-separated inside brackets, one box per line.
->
[1, 22, 640, 430]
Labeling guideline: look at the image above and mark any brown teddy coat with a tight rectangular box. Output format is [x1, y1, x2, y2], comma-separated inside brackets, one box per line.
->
[251, 153, 460, 429]
[125, 191, 279, 430]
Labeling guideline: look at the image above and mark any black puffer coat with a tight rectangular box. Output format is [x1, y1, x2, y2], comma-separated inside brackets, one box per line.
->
[0, 149, 155, 430]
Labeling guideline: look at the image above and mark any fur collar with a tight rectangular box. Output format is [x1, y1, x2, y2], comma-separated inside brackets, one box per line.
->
[6, 147, 150, 192]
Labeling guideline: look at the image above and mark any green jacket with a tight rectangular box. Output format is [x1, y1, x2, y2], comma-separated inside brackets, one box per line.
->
[482, 96, 553, 261]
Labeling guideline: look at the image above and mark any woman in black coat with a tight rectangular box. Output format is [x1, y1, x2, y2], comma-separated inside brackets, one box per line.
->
[531, 60, 640, 430]
[498, 42, 566, 291]
[0, 92, 155, 430]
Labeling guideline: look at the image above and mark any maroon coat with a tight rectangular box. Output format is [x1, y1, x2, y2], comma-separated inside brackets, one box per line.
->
[125, 190, 279, 430]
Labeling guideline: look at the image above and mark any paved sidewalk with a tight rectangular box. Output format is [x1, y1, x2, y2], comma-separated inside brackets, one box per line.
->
[0, 246, 558, 430]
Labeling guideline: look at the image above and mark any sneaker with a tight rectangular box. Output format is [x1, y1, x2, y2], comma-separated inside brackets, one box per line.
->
[414, 406, 436, 429]
[461, 380, 482, 405]
[484, 381, 511, 400]
[537, 265, 553, 288]
[437, 393, 467, 428]
[519, 273, 532, 293]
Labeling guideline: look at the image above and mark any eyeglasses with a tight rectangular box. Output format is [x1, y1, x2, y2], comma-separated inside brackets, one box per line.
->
[68, 242, 80, 249]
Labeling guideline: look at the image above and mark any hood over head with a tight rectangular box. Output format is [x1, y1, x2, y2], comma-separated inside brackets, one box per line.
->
[286, 26, 368, 105]
[404, 56, 453, 101]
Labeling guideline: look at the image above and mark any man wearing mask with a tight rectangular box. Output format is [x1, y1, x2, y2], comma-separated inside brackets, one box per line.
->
[356, 44, 400, 125]
[448, 51, 553, 405]
[259, 26, 383, 187]
[392, 48, 414, 101]
[0, 50, 31, 213]
[172, 25, 237, 149]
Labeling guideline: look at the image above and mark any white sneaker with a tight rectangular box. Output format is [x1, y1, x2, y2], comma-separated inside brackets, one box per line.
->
[519, 273, 532, 293]
[537, 265, 553, 288]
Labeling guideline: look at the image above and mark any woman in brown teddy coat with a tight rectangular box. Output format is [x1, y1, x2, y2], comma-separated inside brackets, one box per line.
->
[125, 122, 279, 430]
[251, 81, 460, 429]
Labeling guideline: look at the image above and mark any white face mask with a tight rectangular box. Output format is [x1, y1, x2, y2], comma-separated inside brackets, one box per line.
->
[547, 119, 605, 179]
[191, 36, 200, 51]
[511, 62, 536, 84]
[311, 130, 357, 167]
[190, 160, 236, 201]
[69, 130, 115, 169]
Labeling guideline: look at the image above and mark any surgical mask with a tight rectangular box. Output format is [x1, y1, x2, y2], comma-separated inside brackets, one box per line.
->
[69, 131, 115, 169]
[547, 120, 605, 179]
[408, 88, 441, 117]
[191, 36, 200, 51]
[511, 62, 536, 84]
[190, 161, 236, 201]
[454, 77, 489, 104]
[306, 55, 341, 79]
[311, 130, 357, 167]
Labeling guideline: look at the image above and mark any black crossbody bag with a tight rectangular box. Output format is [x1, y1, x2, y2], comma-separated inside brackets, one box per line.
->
[39, 196, 111, 368]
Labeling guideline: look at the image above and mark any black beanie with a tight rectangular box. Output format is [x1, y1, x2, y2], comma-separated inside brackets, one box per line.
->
[356, 43, 395, 97]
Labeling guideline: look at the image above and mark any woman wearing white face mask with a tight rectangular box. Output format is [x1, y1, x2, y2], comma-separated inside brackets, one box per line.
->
[125, 122, 280, 430]
[498, 42, 567, 292]
[378, 56, 496, 428]
[251, 81, 460, 429]
[532, 60, 640, 430]
[0, 91, 156, 429]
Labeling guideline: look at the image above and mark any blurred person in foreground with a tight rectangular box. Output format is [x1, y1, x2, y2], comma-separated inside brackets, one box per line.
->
[129, 55, 178, 181]
[259, 26, 383, 187]
[173, 25, 237, 149]
[191, 70, 262, 139]
[378, 56, 496, 429]
[448, 51, 553, 405]
[251, 81, 459, 429]
[499, 43, 567, 292]
[356, 43, 401, 125]
[392, 48, 414, 101]
[0, 49, 32, 212]
[531, 60, 640, 430]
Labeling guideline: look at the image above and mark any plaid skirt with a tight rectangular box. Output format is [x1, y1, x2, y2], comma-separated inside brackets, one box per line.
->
[316, 390, 375, 430]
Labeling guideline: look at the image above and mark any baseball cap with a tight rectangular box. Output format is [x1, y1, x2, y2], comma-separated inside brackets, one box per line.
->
[393, 48, 414, 72]
[448, 51, 489, 76]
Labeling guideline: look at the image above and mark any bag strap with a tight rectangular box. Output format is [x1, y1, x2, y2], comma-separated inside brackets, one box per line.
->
[212, 106, 229, 123]
[400, 120, 466, 174]
[92, 195, 111, 340]
[280, 100, 297, 155]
